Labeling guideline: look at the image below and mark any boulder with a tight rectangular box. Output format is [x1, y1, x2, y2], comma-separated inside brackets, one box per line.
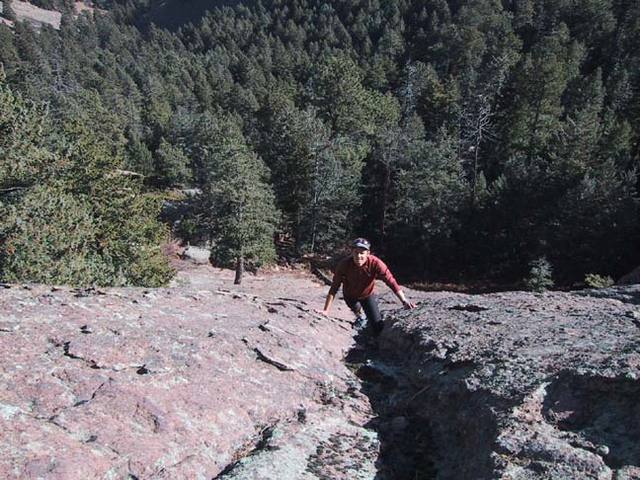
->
[181, 245, 211, 264]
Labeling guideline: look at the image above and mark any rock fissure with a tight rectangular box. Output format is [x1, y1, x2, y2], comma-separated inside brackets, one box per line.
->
[213, 423, 280, 479]
[344, 344, 439, 480]
[253, 347, 295, 372]
[47, 415, 72, 434]
[60, 341, 152, 374]
[61, 341, 101, 370]
[72, 380, 109, 408]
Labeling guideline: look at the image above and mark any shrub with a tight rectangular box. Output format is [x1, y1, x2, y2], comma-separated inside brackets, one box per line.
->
[584, 273, 614, 289]
[0, 186, 112, 285]
[524, 257, 554, 292]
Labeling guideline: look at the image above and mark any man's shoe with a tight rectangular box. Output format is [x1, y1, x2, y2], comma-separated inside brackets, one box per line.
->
[354, 313, 368, 331]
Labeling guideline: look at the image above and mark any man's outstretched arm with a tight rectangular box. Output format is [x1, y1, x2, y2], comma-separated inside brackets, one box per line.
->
[394, 289, 415, 309]
[320, 264, 343, 314]
[322, 292, 335, 314]
[375, 258, 415, 309]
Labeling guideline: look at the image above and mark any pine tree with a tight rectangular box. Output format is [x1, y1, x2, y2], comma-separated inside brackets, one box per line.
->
[500, 23, 584, 161]
[387, 128, 468, 274]
[0, 77, 174, 287]
[361, 91, 427, 250]
[2, 0, 17, 22]
[524, 256, 554, 292]
[310, 55, 383, 137]
[0, 25, 18, 70]
[153, 137, 192, 187]
[199, 117, 279, 284]
[258, 93, 366, 253]
[0, 73, 57, 192]
[554, 68, 605, 171]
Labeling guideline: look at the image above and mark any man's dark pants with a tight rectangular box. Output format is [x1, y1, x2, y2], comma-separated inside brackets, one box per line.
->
[344, 294, 383, 335]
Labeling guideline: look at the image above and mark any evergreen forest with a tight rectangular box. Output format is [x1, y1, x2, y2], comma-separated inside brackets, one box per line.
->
[1, 0, 639, 288]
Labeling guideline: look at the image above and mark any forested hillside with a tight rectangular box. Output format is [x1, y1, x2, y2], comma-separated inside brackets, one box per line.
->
[0, 0, 639, 287]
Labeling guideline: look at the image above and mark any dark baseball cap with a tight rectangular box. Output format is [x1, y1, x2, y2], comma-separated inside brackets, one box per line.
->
[351, 237, 371, 250]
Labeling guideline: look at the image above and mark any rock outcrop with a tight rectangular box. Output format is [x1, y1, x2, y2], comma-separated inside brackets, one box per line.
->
[7, 1, 62, 29]
[181, 245, 211, 265]
[0, 265, 376, 479]
[2, 262, 640, 479]
[371, 286, 640, 480]
[0, 1, 100, 30]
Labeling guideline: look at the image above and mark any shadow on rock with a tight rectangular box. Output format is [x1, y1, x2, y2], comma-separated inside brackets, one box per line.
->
[543, 372, 640, 469]
[344, 328, 437, 480]
[577, 285, 640, 305]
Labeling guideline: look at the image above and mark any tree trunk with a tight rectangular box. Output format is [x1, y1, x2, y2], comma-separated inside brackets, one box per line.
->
[310, 154, 320, 254]
[380, 160, 391, 249]
[471, 135, 481, 208]
[234, 256, 244, 285]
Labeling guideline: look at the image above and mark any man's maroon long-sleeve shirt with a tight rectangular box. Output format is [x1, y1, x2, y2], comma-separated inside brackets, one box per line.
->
[328, 255, 401, 300]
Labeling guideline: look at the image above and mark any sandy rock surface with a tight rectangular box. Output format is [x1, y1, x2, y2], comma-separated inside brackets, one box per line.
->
[0, 264, 376, 480]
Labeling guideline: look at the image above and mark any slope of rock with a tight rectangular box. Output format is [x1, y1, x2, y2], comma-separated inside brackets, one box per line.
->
[3, 262, 640, 480]
[9, 1, 61, 29]
[0, 264, 376, 479]
[1, 1, 100, 30]
[372, 286, 640, 480]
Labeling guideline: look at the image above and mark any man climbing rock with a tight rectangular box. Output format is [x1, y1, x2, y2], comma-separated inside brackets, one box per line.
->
[320, 238, 415, 334]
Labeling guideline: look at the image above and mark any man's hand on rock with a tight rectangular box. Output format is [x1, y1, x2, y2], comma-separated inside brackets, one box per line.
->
[396, 290, 415, 310]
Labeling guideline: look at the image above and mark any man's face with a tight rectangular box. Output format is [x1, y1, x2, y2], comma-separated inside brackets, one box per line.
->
[351, 247, 370, 267]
